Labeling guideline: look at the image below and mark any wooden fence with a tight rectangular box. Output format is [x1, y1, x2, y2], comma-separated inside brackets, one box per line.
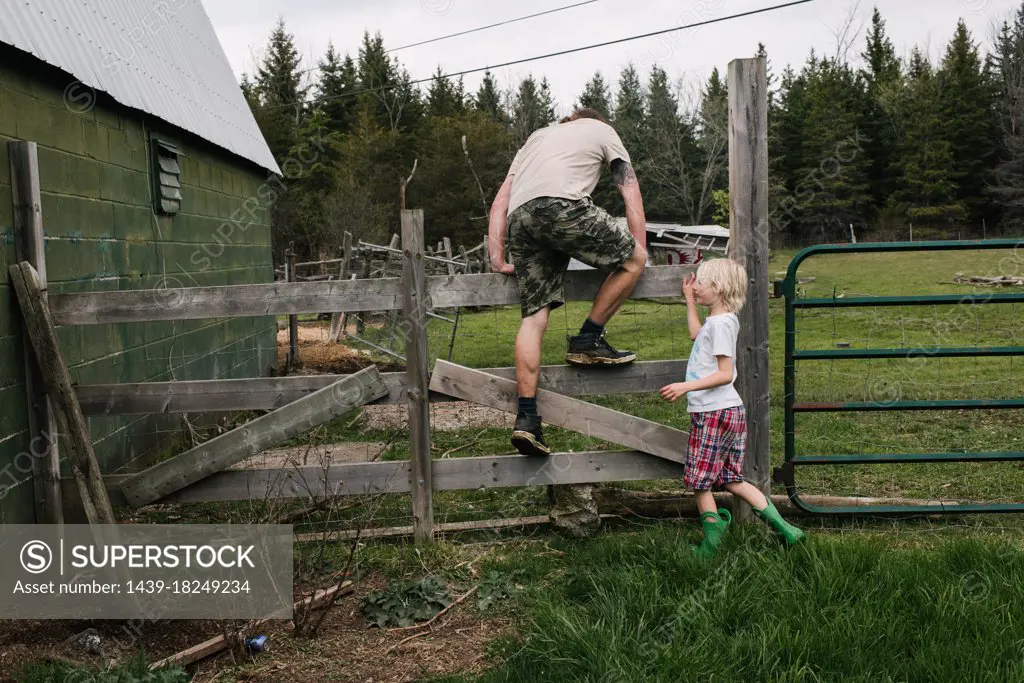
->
[21, 58, 770, 543]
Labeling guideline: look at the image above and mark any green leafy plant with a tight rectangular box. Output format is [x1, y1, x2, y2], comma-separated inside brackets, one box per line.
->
[361, 576, 453, 628]
[476, 569, 524, 612]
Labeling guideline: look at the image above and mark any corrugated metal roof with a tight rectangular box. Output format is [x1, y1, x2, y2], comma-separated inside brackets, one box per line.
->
[0, 0, 280, 175]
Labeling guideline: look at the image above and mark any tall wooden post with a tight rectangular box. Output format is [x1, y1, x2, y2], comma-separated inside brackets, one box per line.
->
[9, 141, 62, 524]
[727, 58, 770, 521]
[402, 210, 433, 544]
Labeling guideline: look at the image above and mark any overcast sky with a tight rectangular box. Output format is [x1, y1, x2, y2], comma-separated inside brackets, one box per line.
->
[203, 0, 1021, 114]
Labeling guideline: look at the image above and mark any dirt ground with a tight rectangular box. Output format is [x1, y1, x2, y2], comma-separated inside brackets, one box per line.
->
[192, 579, 510, 683]
[276, 325, 405, 375]
[0, 578, 510, 683]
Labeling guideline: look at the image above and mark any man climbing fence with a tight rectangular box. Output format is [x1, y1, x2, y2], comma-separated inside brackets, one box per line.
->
[487, 107, 649, 458]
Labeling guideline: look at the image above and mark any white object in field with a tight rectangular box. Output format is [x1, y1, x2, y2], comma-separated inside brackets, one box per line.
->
[568, 222, 730, 270]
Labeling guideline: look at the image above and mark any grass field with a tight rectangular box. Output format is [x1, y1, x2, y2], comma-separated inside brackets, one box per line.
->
[425, 526, 1024, 682]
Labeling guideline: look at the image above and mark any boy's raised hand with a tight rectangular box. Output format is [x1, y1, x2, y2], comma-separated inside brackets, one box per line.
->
[681, 272, 696, 300]
[659, 382, 689, 402]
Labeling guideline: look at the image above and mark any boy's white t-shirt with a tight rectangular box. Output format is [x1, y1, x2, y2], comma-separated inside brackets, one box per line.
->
[685, 312, 743, 413]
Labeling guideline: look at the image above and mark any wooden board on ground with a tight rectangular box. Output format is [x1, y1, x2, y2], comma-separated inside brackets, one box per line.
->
[64, 451, 685, 508]
[118, 366, 389, 508]
[429, 361, 687, 464]
[75, 360, 689, 415]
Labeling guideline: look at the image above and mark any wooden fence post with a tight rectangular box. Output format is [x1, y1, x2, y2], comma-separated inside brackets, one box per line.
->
[728, 57, 770, 522]
[285, 245, 299, 371]
[402, 210, 433, 544]
[9, 141, 62, 524]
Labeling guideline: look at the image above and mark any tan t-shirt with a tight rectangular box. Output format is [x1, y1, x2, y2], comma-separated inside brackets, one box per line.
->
[507, 118, 631, 214]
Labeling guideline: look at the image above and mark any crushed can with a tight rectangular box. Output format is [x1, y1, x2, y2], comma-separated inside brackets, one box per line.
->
[244, 635, 269, 654]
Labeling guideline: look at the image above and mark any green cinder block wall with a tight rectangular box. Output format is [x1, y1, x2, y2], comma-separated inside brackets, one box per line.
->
[0, 48, 278, 522]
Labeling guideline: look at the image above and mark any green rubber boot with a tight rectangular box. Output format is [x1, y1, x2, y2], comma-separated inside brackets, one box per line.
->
[693, 508, 732, 559]
[754, 500, 806, 546]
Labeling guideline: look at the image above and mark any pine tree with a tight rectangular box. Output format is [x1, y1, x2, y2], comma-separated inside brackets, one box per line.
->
[697, 67, 729, 217]
[356, 31, 423, 132]
[988, 6, 1024, 231]
[316, 43, 358, 135]
[511, 75, 555, 144]
[539, 77, 557, 124]
[613, 64, 646, 155]
[577, 72, 613, 119]
[793, 57, 872, 240]
[426, 67, 466, 118]
[892, 49, 966, 232]
[860, 7, 902, 205]
[937, 20, 1000, 223]
[642, 65, 704, 222]
[253, 18, 307, 160]
[474, 71, 505, 123]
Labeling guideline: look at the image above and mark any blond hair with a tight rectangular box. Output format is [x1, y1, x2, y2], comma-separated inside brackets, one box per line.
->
[696, 258, 748, 313]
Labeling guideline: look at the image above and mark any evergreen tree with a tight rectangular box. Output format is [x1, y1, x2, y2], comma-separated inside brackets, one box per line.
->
[511, 75, 555, 144]
[642, 65, 705, 222]
[860, 7, 902, 205]
[474, 70, 505, 123]
[316, 43, 359, 134]
[697, 67, 729, 215]
[938, 20, 999, 223]
[793, 57, 872, 240]
[253, 18, 307, 160]
[990, 7, 1024, 230]
[356, 31, 423, 132]
[892, 49, 967, 231]
[613, 64, 647, 155]
[577, 72, 613, 119]
[539, 77, 557, 123]
[426, 67, 466, 118]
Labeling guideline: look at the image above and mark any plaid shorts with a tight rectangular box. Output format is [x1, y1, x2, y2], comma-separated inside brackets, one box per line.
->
[683, 406, 747, 490]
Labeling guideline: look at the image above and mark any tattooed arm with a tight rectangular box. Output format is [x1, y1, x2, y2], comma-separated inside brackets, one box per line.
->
[611, 159, 647, 250]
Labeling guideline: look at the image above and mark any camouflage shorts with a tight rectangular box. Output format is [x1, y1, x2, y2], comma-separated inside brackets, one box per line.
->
[508, 196, 637, 318]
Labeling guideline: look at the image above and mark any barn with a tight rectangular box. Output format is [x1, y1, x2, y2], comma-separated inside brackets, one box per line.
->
[0, 1, 280, 522]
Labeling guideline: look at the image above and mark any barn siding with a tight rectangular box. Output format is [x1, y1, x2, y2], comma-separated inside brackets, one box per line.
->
[0, 52, 277, 522]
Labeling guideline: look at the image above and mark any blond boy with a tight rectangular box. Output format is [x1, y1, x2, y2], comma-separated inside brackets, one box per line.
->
[660, 259, 806, 557]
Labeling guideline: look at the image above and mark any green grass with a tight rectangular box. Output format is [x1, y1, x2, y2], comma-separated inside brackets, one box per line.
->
[414, 523, 1024, 683]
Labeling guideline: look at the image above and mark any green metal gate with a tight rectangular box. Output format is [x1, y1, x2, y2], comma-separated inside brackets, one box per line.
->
[776, 239, 1024, 515]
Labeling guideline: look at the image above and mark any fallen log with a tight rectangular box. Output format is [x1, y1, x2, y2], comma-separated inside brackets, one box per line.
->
[149, 581, 354, 670]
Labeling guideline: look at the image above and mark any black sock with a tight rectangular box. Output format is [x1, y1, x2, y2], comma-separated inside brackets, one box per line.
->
[579, 317, 604, 337]
[518, 396, 538, 417]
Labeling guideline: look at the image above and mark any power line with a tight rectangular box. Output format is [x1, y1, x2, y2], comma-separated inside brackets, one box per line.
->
[386, 0, 602, 53]
[297, 0, 601, 76]
[265, 0, 816, 112]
